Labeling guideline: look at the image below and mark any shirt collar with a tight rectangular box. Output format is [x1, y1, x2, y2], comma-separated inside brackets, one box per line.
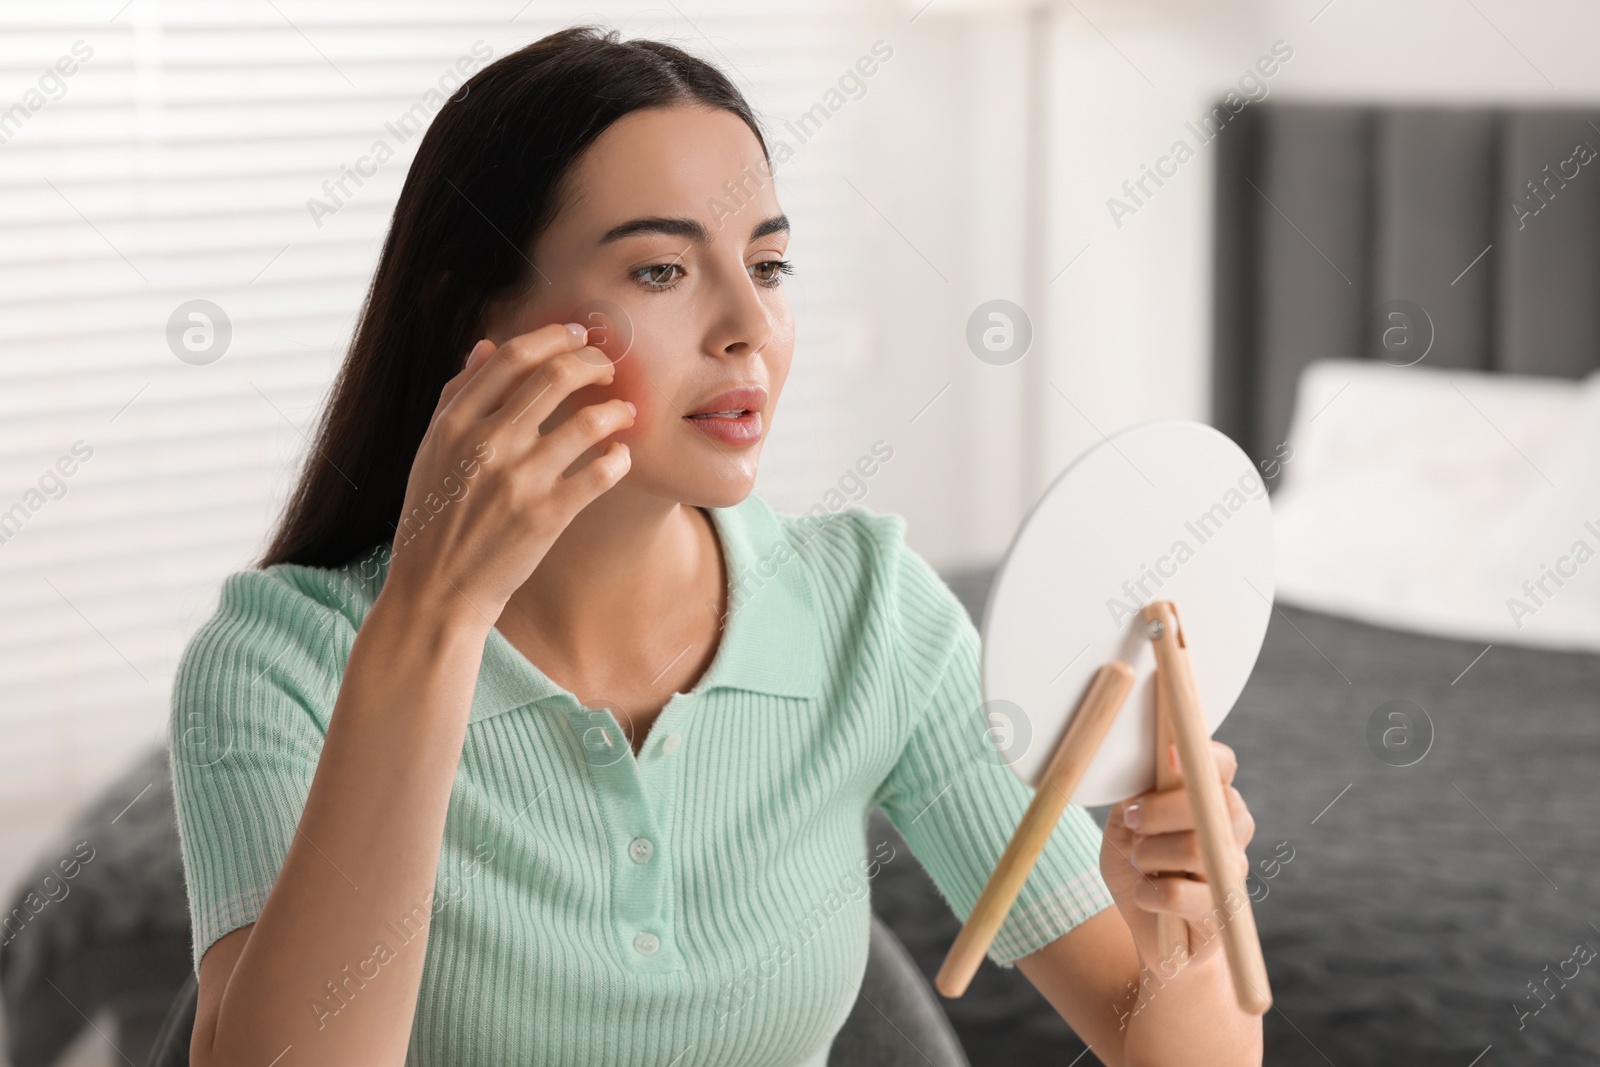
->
[384, 493, 822, 724]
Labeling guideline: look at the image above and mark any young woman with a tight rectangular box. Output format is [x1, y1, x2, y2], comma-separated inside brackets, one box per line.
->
[169, 25, 1263, 1067]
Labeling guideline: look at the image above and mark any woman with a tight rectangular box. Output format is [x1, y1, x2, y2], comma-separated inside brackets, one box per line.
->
[169, 24, 1263, 1067]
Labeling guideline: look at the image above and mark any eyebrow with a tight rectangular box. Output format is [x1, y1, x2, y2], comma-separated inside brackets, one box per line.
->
[598, 213, 789, 245]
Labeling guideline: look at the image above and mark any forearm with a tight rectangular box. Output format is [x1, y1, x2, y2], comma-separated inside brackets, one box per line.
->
[200, 580, 490, 1067]
[1120, 946, 1263, 1067]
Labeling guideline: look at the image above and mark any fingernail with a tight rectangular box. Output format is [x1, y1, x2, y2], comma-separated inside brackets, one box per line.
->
[624, 401, 637, 416]
[564, 321, 587, 344]
[1123, 802, 1141, 831]
[467, 339, 492, 364]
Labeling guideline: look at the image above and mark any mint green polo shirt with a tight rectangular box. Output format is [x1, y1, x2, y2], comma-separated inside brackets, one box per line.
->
[168, 493, 1114, 1067]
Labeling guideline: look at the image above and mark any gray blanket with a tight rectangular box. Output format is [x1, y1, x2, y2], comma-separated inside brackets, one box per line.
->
[0, 745, 190, 1067]
[872, 571, 1600, 1065]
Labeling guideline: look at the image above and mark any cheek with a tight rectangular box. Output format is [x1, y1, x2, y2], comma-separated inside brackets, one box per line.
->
[561, 298, 637, 368]
[579, 299, 635, 362]
[606, 359, 661, 441]
[556, 300, 668, 443]
[761, 316, 796, 396]
[560, 354, 672, 450]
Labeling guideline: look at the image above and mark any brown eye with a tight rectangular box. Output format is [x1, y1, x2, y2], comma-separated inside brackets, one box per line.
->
[750, 259, 794, 287]
[633, 263, 685, 290]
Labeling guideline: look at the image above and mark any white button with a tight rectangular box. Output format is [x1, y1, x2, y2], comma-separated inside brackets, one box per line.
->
[661, 733, 682, 755]
[628, 836, 653, 864]
[634, 930, 660, 956]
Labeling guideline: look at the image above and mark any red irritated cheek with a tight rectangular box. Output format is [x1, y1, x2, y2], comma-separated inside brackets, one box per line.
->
[583, 318, 650, 443]
[601, 357, 654, 444]
[550, 368, 650, 447]
[547, 301, 653, 444]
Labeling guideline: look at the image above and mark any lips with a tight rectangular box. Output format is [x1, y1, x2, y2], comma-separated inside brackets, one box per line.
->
[684, 385, 767, 419]
[683, 384, 767, 447]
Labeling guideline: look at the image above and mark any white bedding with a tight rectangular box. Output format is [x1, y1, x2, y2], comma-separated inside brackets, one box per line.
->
[1269, 359, 1600, 653]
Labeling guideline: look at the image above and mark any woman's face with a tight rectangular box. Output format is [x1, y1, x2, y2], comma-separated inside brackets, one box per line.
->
[484, 104, 793, 509]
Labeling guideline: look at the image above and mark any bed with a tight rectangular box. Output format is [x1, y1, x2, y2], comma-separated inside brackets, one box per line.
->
[868, 100, 1600, 1066]
[872, 573, 1600, 1065]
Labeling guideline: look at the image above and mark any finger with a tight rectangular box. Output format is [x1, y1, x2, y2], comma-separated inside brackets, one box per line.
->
[550, 439, 632, 513]
[434, 338, 497, 413]
[463, 337, 496, 375]
[538, 396, 636, 468]
[453, 321, 591, 420]
[1130, 828, 1202, 877]
[1122, 782, 1251, 839]
[1130, 829, 1252, 882]
[1231, 789, 1257, 848]
[1103, 802, 1138, 853]
[1213, 741, 1238, 786]
[492, 348, 619, 433]
[1133, 872, 1217, 923]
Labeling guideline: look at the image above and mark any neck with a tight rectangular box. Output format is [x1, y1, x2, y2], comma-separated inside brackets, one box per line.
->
[496, 483, 722, 672]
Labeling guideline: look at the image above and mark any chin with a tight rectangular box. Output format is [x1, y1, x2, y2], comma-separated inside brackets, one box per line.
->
[630, 434, 764, 509]
[687, 476, 758, 510]
[622, 454, 758, 509]
[662, 465, 759, 510]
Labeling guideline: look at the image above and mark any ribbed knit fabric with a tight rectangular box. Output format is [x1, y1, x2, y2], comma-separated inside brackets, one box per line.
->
[168, 493, 1115, 1067]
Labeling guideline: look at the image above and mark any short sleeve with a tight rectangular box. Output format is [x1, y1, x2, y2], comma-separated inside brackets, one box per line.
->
[167, 567, 346, 973]
[870, 524, 1116, 968]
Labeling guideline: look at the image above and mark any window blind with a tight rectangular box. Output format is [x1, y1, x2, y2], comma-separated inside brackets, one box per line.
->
[0, 0, 878, 901]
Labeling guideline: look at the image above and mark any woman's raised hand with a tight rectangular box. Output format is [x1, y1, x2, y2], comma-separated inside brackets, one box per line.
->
[383, 320, 636, 626]
[192, 320, 634, 1067]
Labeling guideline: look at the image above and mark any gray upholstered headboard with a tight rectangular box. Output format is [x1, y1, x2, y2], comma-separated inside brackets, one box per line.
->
[1211, 102, 1600, 468]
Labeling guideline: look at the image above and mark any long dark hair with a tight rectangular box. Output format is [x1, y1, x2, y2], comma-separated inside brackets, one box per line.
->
[258, 25, 770, 570]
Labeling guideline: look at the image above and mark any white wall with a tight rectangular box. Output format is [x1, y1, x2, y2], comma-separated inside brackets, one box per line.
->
[853, 0, 1257, 569]
[861, 0, 1600, 569]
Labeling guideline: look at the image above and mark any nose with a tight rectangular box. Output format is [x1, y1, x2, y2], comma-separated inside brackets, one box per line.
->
[707, 256, 775, 359]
